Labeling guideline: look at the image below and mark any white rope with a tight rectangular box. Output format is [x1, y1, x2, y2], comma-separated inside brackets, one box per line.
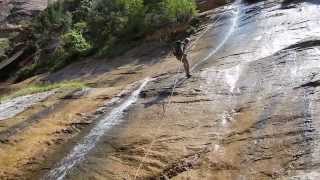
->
[132, 11, 228, 179]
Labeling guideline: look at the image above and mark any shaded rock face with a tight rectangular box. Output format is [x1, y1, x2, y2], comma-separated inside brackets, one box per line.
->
[42, 0, 320, 179]
[197, 0, 230, 11]
[0, 0, 11, 23]
[0, 0, 48, 25]
[0, 0, 50, 82]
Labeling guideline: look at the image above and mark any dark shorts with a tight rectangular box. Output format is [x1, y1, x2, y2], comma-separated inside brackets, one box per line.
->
[176, 54, 187, 61]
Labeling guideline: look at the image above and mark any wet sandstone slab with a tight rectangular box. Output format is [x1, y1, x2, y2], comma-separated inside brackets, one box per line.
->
[50, 0, 320, 179]
[1, 0, 320, 179]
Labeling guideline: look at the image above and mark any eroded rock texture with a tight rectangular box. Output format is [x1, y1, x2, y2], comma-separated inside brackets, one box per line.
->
[58, 0, 320, 179]
[1, 0, 320, 180]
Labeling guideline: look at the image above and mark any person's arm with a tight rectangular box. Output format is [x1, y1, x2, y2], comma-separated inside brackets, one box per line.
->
[183, 41, 191, 54]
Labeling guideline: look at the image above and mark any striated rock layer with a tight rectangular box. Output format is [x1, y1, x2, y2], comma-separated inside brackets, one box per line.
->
[52, 0, 320, 179]
[1, 0, 320, 179]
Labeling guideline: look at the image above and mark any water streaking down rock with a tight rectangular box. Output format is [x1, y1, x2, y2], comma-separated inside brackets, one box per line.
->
[1, 0, 320, 179]
[0, 91, 54, 121]
[45, 78, 151, 180]
[51, 1, 320, 179]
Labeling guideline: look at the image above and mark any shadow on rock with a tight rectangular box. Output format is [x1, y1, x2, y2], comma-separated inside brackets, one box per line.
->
[284, 39, 320, 51]
[281, 0, 320, 9]
[142, 75, 188, 108]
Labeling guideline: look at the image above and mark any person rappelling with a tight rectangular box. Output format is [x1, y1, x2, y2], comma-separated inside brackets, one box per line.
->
[172, 38, 192, 78]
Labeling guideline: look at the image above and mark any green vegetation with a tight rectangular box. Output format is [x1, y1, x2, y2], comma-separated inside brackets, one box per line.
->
[13, 0, 197, 80]
[0, 38, 9, 50]
[164, 0, 197, 22]
[15, 63, 39, 82]
[62, 29, 91, 54]
[0, 81, 88, 101]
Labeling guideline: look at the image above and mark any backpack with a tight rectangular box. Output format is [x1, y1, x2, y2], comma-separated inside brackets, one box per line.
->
[173, 41, 184, 58]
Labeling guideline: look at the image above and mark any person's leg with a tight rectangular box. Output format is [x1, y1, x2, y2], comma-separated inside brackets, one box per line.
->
[182, 55, 191, 77]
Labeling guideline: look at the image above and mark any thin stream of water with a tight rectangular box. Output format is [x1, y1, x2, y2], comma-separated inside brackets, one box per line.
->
[199, 1, 242, 179]
[225, 64, 242, 93]
[46, 1, 244, 178]
[191, 0, 242, 72]
[45, 78, 151, 180]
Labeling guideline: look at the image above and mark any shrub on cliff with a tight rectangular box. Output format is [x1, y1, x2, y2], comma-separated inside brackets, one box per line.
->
[33, 0, 196, 58]
[62, 29, 91, 55]
[33, 2, 72, 39]
[161, 0, 197, 23]
[88, 0, 196, 55]
[15, 0, 197, 81]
